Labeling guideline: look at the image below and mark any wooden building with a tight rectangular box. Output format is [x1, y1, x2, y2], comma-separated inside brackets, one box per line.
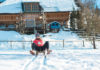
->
[0, 0, 78, 33]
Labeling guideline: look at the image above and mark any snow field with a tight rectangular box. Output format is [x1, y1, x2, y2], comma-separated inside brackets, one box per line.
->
[0, 50, 100, 70]
[0, 31, 100, 70]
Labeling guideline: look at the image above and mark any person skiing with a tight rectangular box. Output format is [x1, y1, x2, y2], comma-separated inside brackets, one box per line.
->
[30, 33, 51, 55]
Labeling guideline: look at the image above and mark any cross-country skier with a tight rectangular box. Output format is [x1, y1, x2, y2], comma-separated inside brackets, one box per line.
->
[30, 33, 51, 55]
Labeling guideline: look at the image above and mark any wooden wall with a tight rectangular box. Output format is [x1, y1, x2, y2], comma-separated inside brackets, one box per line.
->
[22, 12, 70, 28]
[0, 14, 20, 22]
[45, 12, 70, 27]
[0, 14, 20, 29]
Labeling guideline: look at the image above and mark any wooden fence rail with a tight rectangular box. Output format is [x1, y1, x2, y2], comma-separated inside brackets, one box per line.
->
[0, 40, 99, 49]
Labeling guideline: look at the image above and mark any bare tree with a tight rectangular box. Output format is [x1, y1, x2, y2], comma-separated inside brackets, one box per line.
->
[78, 0, 100, 49]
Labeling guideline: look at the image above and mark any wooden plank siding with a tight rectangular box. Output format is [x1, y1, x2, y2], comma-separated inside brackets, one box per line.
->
[0, 14, 20, 30]
[22, 12, 70, 28]
[45, 12, 70, 27]
[0, 14, 20, 22]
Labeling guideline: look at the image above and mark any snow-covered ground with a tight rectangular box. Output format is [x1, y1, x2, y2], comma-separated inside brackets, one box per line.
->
[0, 50, 100, 70]
[0, 30, 100, 70]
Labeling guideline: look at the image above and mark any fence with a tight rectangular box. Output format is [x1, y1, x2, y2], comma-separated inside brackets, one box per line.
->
[0, 40, 99, 50]
[0, 40, 32, 50]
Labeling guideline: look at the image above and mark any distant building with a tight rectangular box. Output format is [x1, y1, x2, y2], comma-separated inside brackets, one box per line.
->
[0, 0, 79, 33]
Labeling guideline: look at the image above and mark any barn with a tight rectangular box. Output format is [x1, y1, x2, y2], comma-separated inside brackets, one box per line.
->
[0, 0, 78, 34]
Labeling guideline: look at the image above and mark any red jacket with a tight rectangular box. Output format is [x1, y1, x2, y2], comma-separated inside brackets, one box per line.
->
[33, 39, 44, 47]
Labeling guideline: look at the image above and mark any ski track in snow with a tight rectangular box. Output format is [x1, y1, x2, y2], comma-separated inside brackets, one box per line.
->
[0, 50, 100, 70]
[22, 55, 48, 70]
[22, 56, 37, 70]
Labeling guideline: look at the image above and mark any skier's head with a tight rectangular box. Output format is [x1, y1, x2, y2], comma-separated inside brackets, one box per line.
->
[35, 33, 40, 39]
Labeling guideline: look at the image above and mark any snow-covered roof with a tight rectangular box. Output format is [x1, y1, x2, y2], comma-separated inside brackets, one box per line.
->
[40, 0, 78, 12]
[0, 0, 22, 13]
[0, 0, 79, 13]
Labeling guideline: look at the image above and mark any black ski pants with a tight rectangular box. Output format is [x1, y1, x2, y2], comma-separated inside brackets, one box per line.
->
[31, 41, 49, 52]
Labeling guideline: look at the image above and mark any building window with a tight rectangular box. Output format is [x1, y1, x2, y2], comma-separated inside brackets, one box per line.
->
[0, 24, 6, 29]
[25, 19, 35, 27]
[32, 4, 39, 12]
[23, 3, 41, 12]
[24, 4, 31, 12]
[8, 24, 16, 28]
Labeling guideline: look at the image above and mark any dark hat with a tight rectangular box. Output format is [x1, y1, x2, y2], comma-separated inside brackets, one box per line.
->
[35, 33, 40, 37]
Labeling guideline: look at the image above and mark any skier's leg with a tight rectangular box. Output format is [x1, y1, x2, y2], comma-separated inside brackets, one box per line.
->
[36, 51, 39, 56]
[31, 43, 38, 55]
[43, 41, 49, 50]
[43, 41, 51, 54]
[44, 41, 52, 54]
[31, 43, 37, 50]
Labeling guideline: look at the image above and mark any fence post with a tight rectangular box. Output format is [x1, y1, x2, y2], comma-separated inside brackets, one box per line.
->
[83, 40, 85, 47]
[31, 40, 32, 48]
[22, 41, 25, 49]
[93, 37, 96, 49]
[63, 39, 64, 48]
[10, 41, 12, 49]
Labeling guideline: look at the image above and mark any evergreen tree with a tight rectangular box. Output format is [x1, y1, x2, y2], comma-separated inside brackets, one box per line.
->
[70, 7, 76, 30]
[70, 7, 84, 31]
